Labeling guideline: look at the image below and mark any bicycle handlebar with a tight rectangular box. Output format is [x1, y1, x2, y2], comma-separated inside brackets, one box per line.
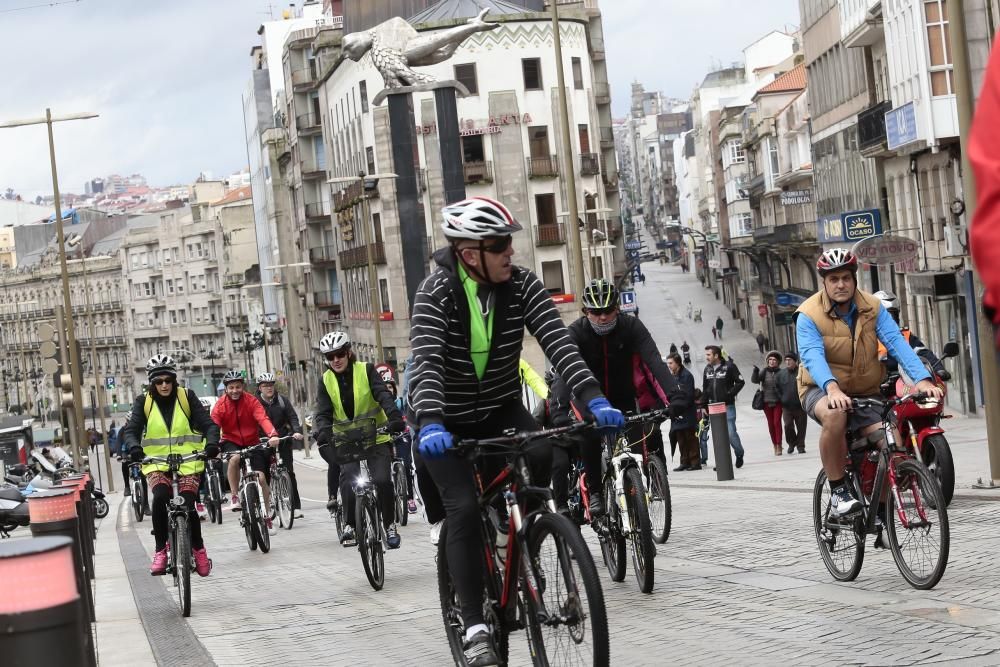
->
[455, 421, 592, 455]
[623, 408, 670, 425]
[851, 391, 930, 416]
[258, 434, 295, 445]
[142, 452, 206, 466]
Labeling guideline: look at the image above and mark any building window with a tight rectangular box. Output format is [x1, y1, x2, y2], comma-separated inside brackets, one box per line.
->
[454, 63, 478, 95]
[522, 58, 543, 91]
[535, 193, 557, 226]
[768, 138, 780, 178]
[541, 260, 565, 295]
[359, 80, 369, 113]
[372, 212, 383, 244]
[528, 126, 551, 158]
[462, 134, 485, 163]
[578, 125, 591, 153]
[726, 139, 746, 165]
[365, 146, 376, 175]
[379, 278, 390, 313]
[571, 57, 584, 90]
[925, 0, 954, 96]
[732, 212, 753, 237]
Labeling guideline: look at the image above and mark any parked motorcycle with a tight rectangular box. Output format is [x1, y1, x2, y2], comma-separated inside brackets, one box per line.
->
[0, 485, 29, 538]
[882, 341, 959, 505]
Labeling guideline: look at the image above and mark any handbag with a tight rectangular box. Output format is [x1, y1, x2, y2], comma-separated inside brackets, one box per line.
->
[752, 389, 765, 411]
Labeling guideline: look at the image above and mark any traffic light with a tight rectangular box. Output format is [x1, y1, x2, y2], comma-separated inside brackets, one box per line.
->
[60, 373, 74, 408]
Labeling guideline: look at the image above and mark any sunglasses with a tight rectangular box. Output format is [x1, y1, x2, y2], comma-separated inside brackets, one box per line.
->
[325, 350, 349, 361]
[478, 236, 513, 254]
[152, 377, 174, 386]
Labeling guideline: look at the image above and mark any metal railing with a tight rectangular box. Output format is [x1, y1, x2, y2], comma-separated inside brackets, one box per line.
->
[858, 100, 892, 152]
[313, 291, 342, 311]
[527, 155, 559, 178]
[309, 245, 337, 264]
[580, 153, 600, 175]
[463, 160, 494, 184]
[535, 223, 565, 246]
[339, 242, 386, 269]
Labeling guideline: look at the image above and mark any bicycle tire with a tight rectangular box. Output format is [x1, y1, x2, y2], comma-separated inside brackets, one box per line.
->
[274, 470, 294, 530]
[334, 505, 346, 545]
[645, 456, 672, 544]
[624, 467, 655, 593]
[526, 512, 610, 667]
[812, 469, 865, 582]
[245, 485, 262, 552]
[885, 458, 949, 590]
[256, 485, 272, 553]
[357, 494, 384, 591]
[921, 434, 955, 507]
[598, 477, 626, 583]
[393, 462, 408, 527]
[435, 520, 509, 667]
[132, 479, 145, 522]
[209, 475, 223, 525]
[174, 514, 192, 617]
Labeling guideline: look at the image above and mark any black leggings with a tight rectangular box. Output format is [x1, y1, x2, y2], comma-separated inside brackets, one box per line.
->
[423, 401, 551, 628]
[151, 485, 203, 551]
[550, 434, 602, 509]
[339, 447, 393, 529]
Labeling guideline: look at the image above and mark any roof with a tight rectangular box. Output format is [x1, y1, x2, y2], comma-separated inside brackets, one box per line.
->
[756, 64, 806, 95]
[409, 0, 528, 24]
[211, 186, 253, 207]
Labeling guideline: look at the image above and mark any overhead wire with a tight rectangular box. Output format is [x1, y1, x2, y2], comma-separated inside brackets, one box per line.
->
[0, 0, 82, 14]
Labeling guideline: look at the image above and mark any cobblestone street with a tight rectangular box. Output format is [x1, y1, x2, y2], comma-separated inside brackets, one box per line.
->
[106, 265, 1000, 666]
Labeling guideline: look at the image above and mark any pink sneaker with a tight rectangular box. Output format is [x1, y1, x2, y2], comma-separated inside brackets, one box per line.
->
[230, 494, 241, 512]
[265, 515, 273, 531]
[150, 546, 168, 575]
[192, 547, 212, 577]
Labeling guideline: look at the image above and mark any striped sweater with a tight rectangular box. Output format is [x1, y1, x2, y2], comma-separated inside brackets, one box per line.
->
[408, 248, 602, 429]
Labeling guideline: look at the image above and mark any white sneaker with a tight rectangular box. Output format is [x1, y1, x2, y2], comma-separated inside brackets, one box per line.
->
[196, 502, 208, 521]
[429, 520, 443, 546]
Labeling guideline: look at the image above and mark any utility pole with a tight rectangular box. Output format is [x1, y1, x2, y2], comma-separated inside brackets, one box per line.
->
[949, 0, 1000, 483]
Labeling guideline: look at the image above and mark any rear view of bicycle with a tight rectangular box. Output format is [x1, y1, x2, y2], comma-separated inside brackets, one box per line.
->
[813, 392, 949, 589]
[225, 441, 276, 554]
[203, 458, 224, 525]
[437, 423, 609, 667]
[269, 441, 296, 530]
[127, 461, 147, 522]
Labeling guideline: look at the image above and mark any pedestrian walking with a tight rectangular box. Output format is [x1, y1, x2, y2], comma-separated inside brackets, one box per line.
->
[715, 316, 725, 339]
[686, 301, 693, 319]
[711, 326, 717, 340]
[681, 341, 691, 365]
[701, 345, 746, 467]
[776, 353, 807, 453]
[665, 353, 700, 470]
[669, 342, 678, 357]
[756, 331, 766, 354]
[751, 351, 784, 455]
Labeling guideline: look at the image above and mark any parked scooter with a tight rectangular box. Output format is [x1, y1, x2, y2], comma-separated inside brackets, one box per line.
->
[881, 341, 960, 505]
[0, 484, 29, 537]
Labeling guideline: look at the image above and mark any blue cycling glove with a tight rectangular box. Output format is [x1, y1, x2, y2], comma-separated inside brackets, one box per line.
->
[588, 397, 624, 431]
[418, 424, 454, 459]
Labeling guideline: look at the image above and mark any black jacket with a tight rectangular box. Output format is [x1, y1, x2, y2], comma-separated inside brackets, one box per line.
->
[314, 361, 402, 444]
[255, 392, 302, 438]
[121, 387, 220, 451]
[668, 367, 697, 432]
[407, 247, 601, 429]
[701, 359, 745, 405]
[775, 367, 801, 409]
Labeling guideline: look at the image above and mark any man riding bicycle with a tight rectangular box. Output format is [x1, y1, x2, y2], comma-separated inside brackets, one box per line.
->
[408, 196, 623, 667]
[795, 248, 944, 518]
[313, 331, 405, 548]
[121, 354, 219, 576]
[211, 370, 280, 528]
[255, 372, 305, 519]
[549, 278, 677, 515]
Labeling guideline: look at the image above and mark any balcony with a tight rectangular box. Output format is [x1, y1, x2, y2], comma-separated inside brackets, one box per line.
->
[753, 222, 817, 245]
[225, 314, 248, 328]
[580, 153, 600, 176]
[291, 66, 318, 91]
[599, 126, 614, 147]
[535, 223, 565, 246]
[296, 112, 321, 135]
[301, 157, 326, 180]
[858, 100, 892, 156]
[841, 0, 883, 48]
[223, 273, 244, 289]
[527, 155, 559, 178]
[309, 245, 337, 265]
[594, 81, 610, 104]
[313, 291, 342, 313]
[463, 160, 494, 184]
[304, 200, 330, 220]
[339, 242, 386, 269]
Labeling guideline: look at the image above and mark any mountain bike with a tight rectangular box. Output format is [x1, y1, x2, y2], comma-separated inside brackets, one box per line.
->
[596, 411, 659, 593]
[634, 410, 672, 544]
[813, 392, 950, 590]
[141, 452, 206, 617]
[203, 458, 224, 525]
[270, 442, 296, 530]
[225, 440, 279, 554]
[437, 422, 609, 667]
[391, 441, 412, 528]
[128, 462, 147, 523]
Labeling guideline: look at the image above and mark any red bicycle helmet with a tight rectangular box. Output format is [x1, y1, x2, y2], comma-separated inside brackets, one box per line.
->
[816, 248, 859, 276]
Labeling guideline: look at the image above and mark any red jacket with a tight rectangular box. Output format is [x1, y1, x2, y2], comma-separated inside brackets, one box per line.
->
[970, 40, 1000, 326]
[211, 394, 277, 447]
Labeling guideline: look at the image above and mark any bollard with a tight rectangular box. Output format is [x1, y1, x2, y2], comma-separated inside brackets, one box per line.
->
[0, 536, 94, 667]
[55, 477, 95, 582]
[28, 488, 95, 626]
[708, 402, 735, 482]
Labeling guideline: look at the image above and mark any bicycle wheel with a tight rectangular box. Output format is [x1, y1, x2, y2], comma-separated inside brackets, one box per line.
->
[392, 462, 408, 527]
[812, 469, 865, 582]
[623, 467, 655, 594]
[885, 459, 949, 590]
[598, 479, 626, 583]
[174, 514, 192, 617]
[245, 485, 264, 552]
[645, 456, 672, 544]
[921, 434, 955, 507]
[209, 474, 223, 525]
[436, 520, 509, 666]
[526, 512, 610, 667]
[356, 494, 384, 591]
[274, 470, 294, 530]
[334, 505, 347, 545]
[132, 479, 144, 523]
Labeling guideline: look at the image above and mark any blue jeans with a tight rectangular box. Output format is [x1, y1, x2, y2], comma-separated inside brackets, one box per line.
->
[726, 404, 744, 457]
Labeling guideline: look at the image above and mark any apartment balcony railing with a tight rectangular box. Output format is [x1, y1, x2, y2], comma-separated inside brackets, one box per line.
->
[463, 160, 494, 184]
[301, 157, 326, 180]
[858, 100, 892, 155]
[291, 66, 318, 90]
[223, 273, 244, 289]
[296, 113, 321, 134]
[339, 242, 386, 270]
[580, 153, 600, 176]
[535, 223, 565, 246]
[304, 200, 330, 220]
[225, 314, 248, 328]
[599, 126, 614, 146]
[313, 291, 342, 313]
[527, 155, 559, 178]
[309, 245, 337, 265]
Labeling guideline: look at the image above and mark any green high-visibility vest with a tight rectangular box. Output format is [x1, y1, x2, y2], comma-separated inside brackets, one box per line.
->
[140, 391, 206, 476]
[323, 362, 390, 445]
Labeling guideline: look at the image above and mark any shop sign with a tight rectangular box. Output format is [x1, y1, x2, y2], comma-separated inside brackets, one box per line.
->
[852, 233, 919, 266]
[416, 113, 533, 137]
[816, 214, 843, 243]
[886, 102, 919, 150]
[842, 209, 883, 240]
[551, 293, 576, 304]
[780, 189, 812, 206]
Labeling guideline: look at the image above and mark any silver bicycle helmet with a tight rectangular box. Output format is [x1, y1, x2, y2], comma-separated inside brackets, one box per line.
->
[319, 331, 351, 354]
[222, 369, 244, 385]
[256, 371, 276, 384]
[441, 196, 523, 240]
[145, 353, 176, 380]
[873, 290, 900, 313]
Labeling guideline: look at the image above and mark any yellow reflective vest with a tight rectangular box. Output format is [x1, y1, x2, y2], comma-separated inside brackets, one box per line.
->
[141, 392, 207, 476]
[323, 363, 391, 446]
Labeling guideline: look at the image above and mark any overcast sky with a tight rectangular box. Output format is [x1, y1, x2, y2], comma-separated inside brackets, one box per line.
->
[0, 0, 801, 198]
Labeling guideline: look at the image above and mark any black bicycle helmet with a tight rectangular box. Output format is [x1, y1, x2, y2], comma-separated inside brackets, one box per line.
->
[582, 279, 618, 310]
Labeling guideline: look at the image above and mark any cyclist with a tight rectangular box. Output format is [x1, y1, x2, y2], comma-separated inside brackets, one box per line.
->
[549, 278, 677, 515]
[377, 364, 418, 516]
[873, 290, 950, 380]
[211, 370, 280, 527]
[255, 372, 305, 519]
[313, 332, 405, 548]
[795, 248, 944, 518]
[121, 354, 219, 576]
[408, 196, 622, 666]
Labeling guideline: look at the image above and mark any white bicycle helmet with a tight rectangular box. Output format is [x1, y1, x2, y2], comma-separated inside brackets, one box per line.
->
[256, 372, 276, 384]
[441, 196, 523, 240]
[222, 369, 244, 385]
[873, 290, 900, 313]
[816, 248, 859, 276]
[319, 331, 351, 354]
[145, 353, 176, 379]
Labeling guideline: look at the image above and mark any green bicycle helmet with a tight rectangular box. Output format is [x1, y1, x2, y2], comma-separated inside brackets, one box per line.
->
[582, 279, 619, 311]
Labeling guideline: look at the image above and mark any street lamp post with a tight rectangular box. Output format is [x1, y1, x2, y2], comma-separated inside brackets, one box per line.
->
[0, 109, 99, 468]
